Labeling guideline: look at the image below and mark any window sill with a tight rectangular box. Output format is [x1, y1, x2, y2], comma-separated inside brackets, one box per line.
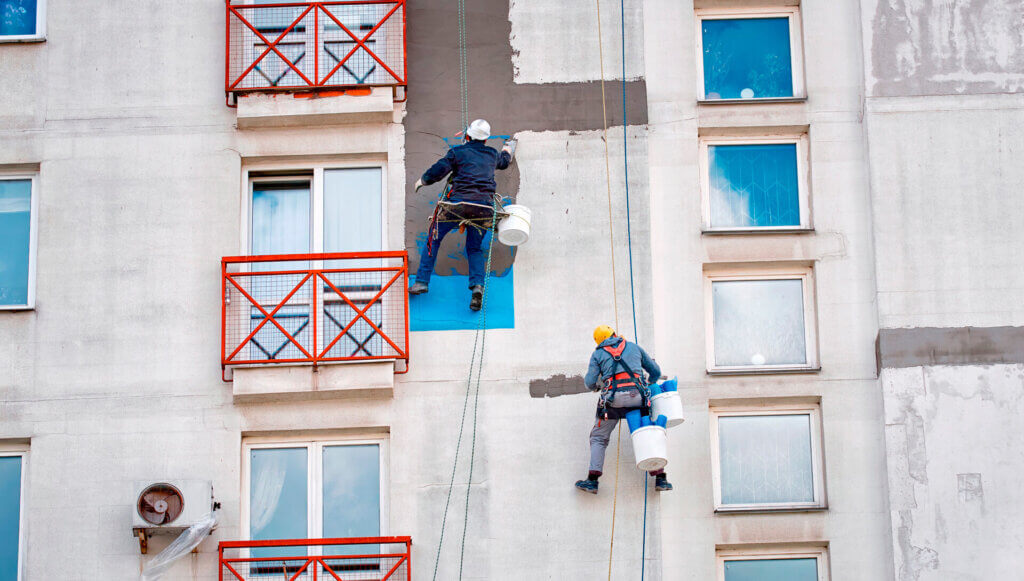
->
[0, 305, 35, 311]
[707, 366, 821, 376]
[714, 505, 828, 514]
[702, 227, 814, 236]
[698, 96, 807, 105]
[0, 36, 46, 43]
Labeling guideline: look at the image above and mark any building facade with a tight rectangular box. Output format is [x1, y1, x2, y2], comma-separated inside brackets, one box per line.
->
[1, 0, 1022, 580]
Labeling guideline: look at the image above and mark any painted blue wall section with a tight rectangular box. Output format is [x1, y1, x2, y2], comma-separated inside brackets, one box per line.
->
[410, 271, 514, 331]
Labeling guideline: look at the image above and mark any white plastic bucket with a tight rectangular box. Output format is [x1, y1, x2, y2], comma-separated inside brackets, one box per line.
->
[651, 392, 685, 428]
[630, 425, 668, 471]
[497, 204, 532, 246]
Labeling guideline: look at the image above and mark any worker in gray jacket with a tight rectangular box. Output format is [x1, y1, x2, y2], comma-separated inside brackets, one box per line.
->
[575, 325, 673, 494]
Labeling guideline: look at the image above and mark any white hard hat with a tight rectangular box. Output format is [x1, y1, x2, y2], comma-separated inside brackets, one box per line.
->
[466, 119, 491, 141]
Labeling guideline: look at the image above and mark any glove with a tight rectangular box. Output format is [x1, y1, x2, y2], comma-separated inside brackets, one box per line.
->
[503, 139, 518, 158]
[414, 178, 424, 192]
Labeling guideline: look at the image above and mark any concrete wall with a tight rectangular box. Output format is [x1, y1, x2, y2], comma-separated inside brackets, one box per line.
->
[863, 1, 1024, 579]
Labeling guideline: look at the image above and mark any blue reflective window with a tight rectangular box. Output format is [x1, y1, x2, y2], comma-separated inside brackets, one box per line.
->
[0, 456, 23, 581]
[719, 414, 815, 505]
[0, 0, 36, 36]
[709, 143, 800, 228]
[250, 447, 308, 559]
[724, 557, 818, 581]
[0, 179, 32, 307]
[701, 17, 793, 99]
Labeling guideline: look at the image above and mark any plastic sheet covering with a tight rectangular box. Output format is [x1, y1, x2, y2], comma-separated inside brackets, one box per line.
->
[140, 512, 218, 581]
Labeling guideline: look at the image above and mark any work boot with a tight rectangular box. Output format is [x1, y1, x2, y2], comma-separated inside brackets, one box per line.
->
[654, 474, 673, 492]
[575, 479, 599, 494]
[408, 281, 429, 295]
[469, 285, 484, 311]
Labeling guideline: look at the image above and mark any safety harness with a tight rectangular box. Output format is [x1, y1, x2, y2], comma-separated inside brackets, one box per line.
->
[597, 339, 652, 419]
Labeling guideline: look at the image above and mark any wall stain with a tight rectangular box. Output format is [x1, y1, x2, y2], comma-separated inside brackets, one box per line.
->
[871, 0, 1024, 96]
[897, 510, 940, 581]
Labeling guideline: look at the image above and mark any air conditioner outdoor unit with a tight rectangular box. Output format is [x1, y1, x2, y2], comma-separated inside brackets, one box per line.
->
[132, 480, 214, 553]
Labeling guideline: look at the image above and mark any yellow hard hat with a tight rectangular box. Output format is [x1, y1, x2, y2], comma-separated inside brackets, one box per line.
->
[593, 325, 615, 345]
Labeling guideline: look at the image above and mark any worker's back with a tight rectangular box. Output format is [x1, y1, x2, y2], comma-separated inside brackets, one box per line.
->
[586, 337, 661, 390]
[423, 140, 511, 202]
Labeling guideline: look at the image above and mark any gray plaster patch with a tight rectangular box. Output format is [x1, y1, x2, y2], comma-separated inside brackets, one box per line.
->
[896, 510, 940, 581]
[405, 0, 648, 275]
[528, 374, 588, 398]
[871, 0, 1024, 97]
[957, 473, 984, 504]
[877, 326, 1024, 369]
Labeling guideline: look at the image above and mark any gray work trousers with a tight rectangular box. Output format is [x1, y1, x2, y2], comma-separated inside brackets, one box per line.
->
[588, 391, 665, 476]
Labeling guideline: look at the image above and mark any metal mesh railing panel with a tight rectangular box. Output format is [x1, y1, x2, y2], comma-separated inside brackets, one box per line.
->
[223, 254, 408, 367]
[227, 1, 407, 93]
[220, 539, 411, 581]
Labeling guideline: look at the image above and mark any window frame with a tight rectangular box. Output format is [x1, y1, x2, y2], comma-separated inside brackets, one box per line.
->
[240, 435, 389, 544]
[0, 0, 46, 43]
[716, 545, 830, 581]
[699, 134, 812, 233]
[710, 403, 827, 512]
[240, 160, 389, 257]
[0, 173, 39, 311]
[695, 7, 806, 102]
[0, 447, 28, 581]
[704, 265, 819, 374]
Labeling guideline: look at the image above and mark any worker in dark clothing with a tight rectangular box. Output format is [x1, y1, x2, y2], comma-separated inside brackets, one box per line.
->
[575, 325, 674, 494]
[409, 119, 513, 311]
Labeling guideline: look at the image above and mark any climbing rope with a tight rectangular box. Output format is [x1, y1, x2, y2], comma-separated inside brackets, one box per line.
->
[431, 2, 494, 576]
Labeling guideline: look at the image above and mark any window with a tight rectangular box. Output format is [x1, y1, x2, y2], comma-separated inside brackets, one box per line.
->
[696, 8, 804, 101]
[0, 449, 26, 581]
[700, 135, 810, 231]
[248, 165, 385, 258]
[710, 404, 825, 511]
[0, 175, 38, 309]
[704, 266, 818, 373]
[0, 0, 44, 41]
[717, 546, 829, 581]
[242, 438, 387, 562]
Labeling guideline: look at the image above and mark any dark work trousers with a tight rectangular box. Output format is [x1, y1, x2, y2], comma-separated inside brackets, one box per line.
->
[588, 390, 665, 476]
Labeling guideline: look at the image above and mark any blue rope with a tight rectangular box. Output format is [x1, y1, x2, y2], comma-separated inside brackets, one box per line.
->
[618, 1, 647, 579]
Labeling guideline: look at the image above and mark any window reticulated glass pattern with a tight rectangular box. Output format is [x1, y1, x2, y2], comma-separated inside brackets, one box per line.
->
[709, 144, 800, 228]
[724, 557, 819, 581]
[702, 17, 793, 100]
[0, 179, 32, 307]
[0, 456, 23, 581]
[719, 414, 815, 505]
[712, 279, 806, 367]
[0, 0, 36, 36]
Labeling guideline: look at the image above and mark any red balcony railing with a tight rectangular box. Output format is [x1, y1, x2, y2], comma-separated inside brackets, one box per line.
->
[221, 252, 409, 372]
[226, 0, 407, 100]
[219, 537, 412, 581]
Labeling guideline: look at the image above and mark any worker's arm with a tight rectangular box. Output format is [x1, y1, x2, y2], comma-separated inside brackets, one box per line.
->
[422, 149, 457, 186]
[639, 346, 662, 385]
[496, 148, 512, 170]
[584, 353, 603, 391]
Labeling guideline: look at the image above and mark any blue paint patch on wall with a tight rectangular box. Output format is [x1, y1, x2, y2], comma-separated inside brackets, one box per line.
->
[410, 271, 514, 331]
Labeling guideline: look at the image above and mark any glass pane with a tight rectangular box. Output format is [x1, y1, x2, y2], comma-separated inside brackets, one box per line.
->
[322, 444, 380, 553]
[709, 144, 800, 228]
[251, 182, 311, 257]
[724, 557, 818, 581]
[0, 456, 22, 581]
[719, 414, 815, 505]
[250, 448, 308, 560]
[0, 0, 36, 36]
[712, 279, 806, 366]
[702, 17, 793, 99]
[324, 168, 382, 254]
[0, 179, 32, 307]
